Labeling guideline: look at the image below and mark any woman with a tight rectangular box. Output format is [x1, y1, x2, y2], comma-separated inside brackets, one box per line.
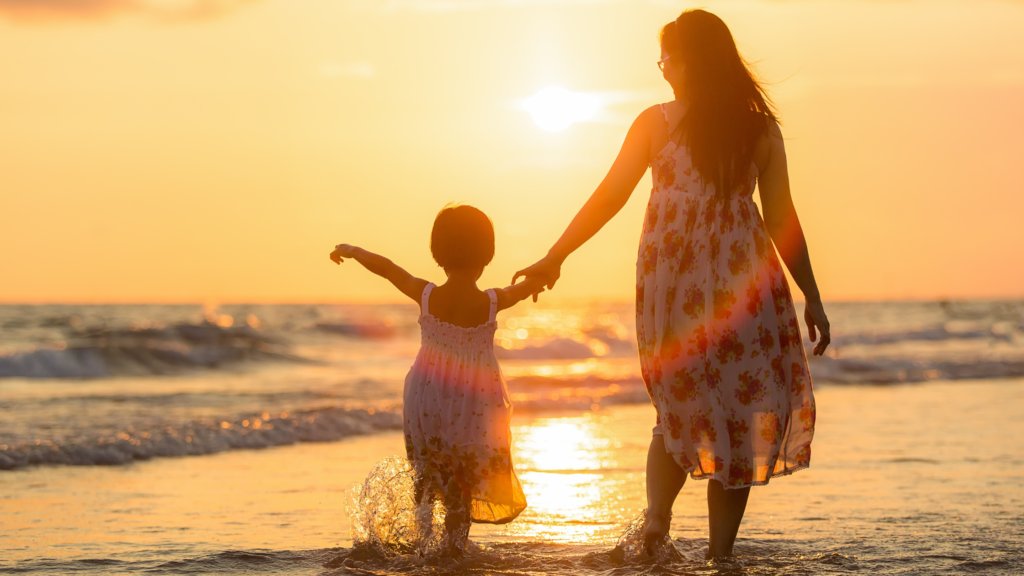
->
[514, 9, 830, 559]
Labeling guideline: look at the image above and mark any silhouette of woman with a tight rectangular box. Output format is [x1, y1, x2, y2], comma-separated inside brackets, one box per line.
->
[514, 9, 830, 559]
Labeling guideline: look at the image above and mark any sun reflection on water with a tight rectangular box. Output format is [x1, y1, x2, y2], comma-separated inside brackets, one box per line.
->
[494, 304, 635, 358]
[515, 419, 608, 471]
[519, 471, 603, 519]
[503, 415, 631, 543]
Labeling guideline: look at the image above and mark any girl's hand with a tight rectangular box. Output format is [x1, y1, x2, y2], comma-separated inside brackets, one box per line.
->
[803, 298, 831, 356]
[330, 244, 357, 264]
[512, 255, 563, 301]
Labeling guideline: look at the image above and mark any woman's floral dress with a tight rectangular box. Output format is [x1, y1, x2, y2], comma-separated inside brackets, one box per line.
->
[404, 283, 527, 523]
[636, 104, 816, 489]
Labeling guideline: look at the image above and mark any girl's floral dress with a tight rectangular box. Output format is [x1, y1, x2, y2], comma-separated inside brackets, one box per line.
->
[636, 103, 816, 489]
[404, 283, 527, 523]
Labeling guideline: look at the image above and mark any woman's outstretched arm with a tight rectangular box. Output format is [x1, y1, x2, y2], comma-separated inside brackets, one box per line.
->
[755, 121, 830, 355]
[512, 107, 659, 288]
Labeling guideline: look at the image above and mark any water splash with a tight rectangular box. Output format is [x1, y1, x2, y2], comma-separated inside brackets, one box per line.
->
[611, 509, 684, 565]
[346, 456, 460, 559]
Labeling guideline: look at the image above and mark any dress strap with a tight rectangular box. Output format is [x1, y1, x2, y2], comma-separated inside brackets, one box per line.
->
[485, 289, 498, 323]
[420, 283, 434, 315]
[659, 103, 670, 128]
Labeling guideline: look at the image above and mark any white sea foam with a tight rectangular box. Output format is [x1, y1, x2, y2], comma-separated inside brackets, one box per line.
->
[0, 407, 401, 470]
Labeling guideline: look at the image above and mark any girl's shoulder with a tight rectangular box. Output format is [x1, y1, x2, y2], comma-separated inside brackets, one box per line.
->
[424, 285, 493, 328]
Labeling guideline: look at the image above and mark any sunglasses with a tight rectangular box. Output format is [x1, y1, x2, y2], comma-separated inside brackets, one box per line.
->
[657, 55, 672, 71]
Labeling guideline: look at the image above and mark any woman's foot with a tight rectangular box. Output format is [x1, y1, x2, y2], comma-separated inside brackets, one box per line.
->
[705, 549, 731, 561]
[705, 542, 741, 561]
[642, 511, 671, 554]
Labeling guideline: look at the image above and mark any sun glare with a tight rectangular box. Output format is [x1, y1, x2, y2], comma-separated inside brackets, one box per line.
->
[523, 87, 599, 132]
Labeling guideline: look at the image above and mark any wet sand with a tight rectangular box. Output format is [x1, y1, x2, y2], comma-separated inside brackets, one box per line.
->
[3, 379, 1023, 574]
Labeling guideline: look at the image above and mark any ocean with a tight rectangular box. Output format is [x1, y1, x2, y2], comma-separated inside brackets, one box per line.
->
[1, 300, 1022, 575]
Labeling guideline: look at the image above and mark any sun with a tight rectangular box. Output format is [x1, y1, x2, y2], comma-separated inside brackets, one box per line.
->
[523, 87, 599, 132]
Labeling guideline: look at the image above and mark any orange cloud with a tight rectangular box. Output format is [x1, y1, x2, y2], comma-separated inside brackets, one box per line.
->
[0, 0, 256, 21]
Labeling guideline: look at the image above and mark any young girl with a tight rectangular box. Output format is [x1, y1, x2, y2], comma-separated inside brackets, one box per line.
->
[330, 204, 543, 554]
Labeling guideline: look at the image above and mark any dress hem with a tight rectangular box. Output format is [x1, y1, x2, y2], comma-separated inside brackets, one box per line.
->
[470, 503, 526, 525]
[660, 440, 813, 490]
[471, 514, 523, 526]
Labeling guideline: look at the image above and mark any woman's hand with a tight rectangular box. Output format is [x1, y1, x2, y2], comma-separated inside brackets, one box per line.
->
[330, 243, 357, 264]
[803, 298, 831, 356]
[512, 254, 564, 302]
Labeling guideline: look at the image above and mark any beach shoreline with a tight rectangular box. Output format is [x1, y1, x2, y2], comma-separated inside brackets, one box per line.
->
[3, 380, 1023, 574]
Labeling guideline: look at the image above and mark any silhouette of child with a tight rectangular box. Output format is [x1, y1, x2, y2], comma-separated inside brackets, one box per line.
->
[331, 204, 541, 554]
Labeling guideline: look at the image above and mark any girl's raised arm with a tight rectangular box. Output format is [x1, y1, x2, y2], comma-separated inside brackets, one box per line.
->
[330, 244, 428, 303]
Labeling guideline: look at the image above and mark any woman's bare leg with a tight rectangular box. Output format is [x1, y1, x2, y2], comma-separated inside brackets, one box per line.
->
[644, 434, 687, 549]
[706, 480, 750, 558]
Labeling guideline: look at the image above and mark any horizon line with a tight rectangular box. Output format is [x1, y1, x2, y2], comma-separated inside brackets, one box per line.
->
[1, 296, 1022, 306]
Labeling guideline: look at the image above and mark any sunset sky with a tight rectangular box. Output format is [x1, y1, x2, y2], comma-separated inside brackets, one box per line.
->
[1, 0, 1021, 303]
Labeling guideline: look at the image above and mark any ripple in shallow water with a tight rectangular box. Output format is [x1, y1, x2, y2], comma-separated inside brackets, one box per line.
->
[7, 530, 1022, 576]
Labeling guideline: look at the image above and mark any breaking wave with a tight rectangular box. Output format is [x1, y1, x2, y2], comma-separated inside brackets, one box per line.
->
[808, 355, 1024, 384]
[0, 321, 305, 379]
[315, 321, 398, 339]
[507, 375, 651, 412]
[0, 407, 401, 470]
[830, 324, 1017, 347]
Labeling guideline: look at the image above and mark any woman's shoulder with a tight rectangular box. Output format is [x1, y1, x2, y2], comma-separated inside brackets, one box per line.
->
[762, 115, 783, 139]
[634, 100, 688, 141]
[637, 101, 682, 122]
[634, 103, 670, 129]
[640, 103, 666, 116]
[753, 116, 784, 171]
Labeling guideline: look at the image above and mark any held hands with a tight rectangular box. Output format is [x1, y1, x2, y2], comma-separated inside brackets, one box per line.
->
[512, 254, 564, 302]
[804, 298, 831, 356]
[330, 244, 357, 264]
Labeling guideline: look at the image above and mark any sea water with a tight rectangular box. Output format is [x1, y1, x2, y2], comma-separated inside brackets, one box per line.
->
[1, 300, 1022, 574]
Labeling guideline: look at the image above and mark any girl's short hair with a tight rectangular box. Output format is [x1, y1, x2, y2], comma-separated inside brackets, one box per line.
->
[430, 204, 495, 270]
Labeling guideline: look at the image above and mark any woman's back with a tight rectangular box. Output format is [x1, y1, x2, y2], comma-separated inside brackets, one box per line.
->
[634, 100, 814, 489]
[649, 99, 767, 196]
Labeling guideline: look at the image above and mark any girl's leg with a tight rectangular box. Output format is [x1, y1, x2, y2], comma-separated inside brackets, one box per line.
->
[412, 476, 438, 554]
[413, 474, 426, 510]
[644, 434, 687, 548]
[706, 480, 750, 558]
[442, 481, 472, 554]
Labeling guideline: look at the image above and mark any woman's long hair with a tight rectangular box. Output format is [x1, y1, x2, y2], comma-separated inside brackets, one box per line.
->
[661, 10, 777, 198]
